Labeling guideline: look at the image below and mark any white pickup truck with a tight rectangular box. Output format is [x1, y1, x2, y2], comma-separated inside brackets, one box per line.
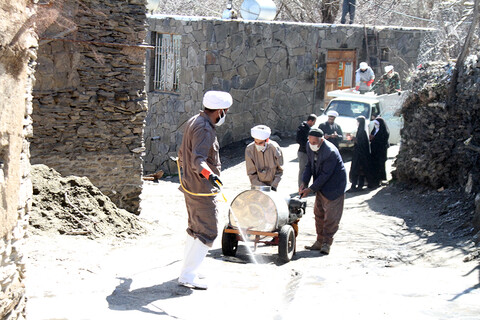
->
[316, 89, 408, 149]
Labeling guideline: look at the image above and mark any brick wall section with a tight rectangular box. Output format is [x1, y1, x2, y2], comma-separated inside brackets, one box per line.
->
[144, 17, 429, 174]
[0, 1, 37, 318]
[31, 0, 148, 213]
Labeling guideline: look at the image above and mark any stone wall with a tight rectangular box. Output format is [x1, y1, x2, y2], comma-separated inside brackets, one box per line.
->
[31, 0, 148, 213]
[144, 17, 429, 174]
[0, 1, 37, 318]
[395, 57, 480, 192]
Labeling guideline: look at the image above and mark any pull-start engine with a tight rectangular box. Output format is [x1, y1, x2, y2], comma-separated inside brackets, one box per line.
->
[287, 196, 307, 224]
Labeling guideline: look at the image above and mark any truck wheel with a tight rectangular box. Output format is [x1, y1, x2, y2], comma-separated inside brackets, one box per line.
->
[278, 225, 295, 262]
[221, 224, 238, 257]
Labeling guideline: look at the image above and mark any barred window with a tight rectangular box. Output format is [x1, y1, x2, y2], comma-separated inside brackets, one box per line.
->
[153, 33, 181, 92]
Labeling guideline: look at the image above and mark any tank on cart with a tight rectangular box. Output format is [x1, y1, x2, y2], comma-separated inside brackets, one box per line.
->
[222, 186, 306, 262]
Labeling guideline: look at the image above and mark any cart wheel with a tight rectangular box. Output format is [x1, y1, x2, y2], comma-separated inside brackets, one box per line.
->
[278, 225, 296, 262]
[222, 224, 238, 257]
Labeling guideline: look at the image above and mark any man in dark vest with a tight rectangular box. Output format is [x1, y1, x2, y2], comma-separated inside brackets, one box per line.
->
[319, 110, 343, 150]
[296, 114, 317, 188]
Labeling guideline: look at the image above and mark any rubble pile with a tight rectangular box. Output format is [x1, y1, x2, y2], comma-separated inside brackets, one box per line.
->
[29, 164, 146, 238]
[394, 56, 480, 193]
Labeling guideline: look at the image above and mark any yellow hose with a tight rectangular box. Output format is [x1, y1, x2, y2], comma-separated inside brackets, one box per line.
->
[175, 157, 226, 202]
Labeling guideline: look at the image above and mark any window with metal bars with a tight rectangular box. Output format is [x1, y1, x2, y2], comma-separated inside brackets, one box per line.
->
[153, 33, 181, 92]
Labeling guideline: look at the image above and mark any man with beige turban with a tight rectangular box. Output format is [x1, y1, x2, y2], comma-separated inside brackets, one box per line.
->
[177, 90, 233, 290]
[245, 125, 284, 191]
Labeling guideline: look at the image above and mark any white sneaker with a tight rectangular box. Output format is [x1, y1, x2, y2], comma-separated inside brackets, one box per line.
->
[178, 276, 208, 290]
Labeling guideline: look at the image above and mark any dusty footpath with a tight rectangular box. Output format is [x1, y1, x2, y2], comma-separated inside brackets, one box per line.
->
[24, 139, 480, 320]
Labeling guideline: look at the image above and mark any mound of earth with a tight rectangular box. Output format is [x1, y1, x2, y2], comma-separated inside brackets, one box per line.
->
[29, 164, 145, 238]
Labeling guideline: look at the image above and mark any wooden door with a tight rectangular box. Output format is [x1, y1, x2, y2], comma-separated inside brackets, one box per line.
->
[324, 50, 356, 105]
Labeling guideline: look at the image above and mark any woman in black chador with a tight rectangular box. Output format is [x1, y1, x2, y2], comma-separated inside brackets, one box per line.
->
[349, 116, 371, 191]
[369, 117, 390, 187]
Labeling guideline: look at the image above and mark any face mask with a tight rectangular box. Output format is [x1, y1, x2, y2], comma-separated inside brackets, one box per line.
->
[215, 110, 226, 127]
[255, 144, 266, 152]
[310, 144, 320, 152]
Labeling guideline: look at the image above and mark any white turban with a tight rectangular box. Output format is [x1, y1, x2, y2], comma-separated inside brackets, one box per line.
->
[251, 125, 271, 140]
[384, 65, 394, 73]
[327, 110, 339, 117]
[359, 62, 368, 70]
[203, 91, 233, 110]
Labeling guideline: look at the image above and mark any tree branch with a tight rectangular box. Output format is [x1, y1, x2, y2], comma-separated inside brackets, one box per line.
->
[447, 0, 479, 107]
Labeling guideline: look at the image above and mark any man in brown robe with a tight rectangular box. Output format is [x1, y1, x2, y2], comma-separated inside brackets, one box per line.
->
[177, 90, 233, 289]
[245, 125, 284, 191]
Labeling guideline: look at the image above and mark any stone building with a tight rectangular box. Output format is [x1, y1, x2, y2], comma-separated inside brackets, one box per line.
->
[143, 16, 431, 174]
[0, 1, 37, 319]
[31, 0, 148, 213]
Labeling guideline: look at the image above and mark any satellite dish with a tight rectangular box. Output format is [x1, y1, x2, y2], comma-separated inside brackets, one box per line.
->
[240, 0, 276, 20]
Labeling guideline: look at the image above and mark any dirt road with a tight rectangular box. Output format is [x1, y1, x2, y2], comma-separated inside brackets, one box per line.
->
[25, 139, 480, 320]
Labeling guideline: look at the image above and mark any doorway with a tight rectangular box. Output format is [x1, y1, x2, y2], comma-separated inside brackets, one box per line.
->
[324, 50, 356, 105]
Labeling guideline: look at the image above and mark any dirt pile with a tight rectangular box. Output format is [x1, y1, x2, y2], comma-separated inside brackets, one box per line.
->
[394, 57, 480, 192]
[29, 164, 146, 238]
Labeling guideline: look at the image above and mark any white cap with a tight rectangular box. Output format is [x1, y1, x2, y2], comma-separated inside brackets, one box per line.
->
[251, 125, 271, 140]
[384, 65, 394, 73]
[359, 62, 368, 70]
[327, 110, 339, 117]
[203, 91, 233, 110]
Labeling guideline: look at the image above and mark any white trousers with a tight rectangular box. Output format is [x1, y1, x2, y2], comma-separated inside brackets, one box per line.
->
[178, 235, 209, 288]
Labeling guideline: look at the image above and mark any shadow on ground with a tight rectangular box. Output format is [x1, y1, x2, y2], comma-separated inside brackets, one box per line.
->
[366, 184, 476, 253]
[106, 277, 192, 316]
[209, 239, 327, 267]
[366, 183, 480, 301]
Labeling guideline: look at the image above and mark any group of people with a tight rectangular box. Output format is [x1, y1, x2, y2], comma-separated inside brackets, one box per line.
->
[294, 110, 348, 256]
[176, 86, 391, 289]
[176, 90, 350, 290]
[355, 62, 401, 95]
[348, 116, 390, 191]
[176, 91, 287, 290]
[244, 115, 348, 258]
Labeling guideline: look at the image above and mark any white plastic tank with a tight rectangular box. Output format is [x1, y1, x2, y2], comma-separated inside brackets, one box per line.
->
[240, 0, 277, 21]
[229, 188, 289, 232]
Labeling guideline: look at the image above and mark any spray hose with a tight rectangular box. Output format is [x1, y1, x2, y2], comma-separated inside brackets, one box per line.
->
[172, 156, 227, 202]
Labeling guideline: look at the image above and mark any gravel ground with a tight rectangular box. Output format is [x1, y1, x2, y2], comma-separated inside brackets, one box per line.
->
[24, 138, 480, 320]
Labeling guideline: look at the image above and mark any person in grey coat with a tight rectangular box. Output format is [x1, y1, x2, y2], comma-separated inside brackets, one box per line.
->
[355, 62, 375, 94]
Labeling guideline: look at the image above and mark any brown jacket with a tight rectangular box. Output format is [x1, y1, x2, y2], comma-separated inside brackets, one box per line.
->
[178, 111, 220, 246]
[245, 140, 284, 189]
[178, 111, 220, 194]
